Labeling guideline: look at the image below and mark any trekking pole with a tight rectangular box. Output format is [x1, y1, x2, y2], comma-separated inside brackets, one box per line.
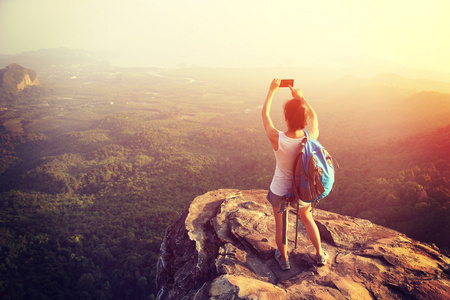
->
[282, 208, 288, 245]
[294, 200, 299, 249]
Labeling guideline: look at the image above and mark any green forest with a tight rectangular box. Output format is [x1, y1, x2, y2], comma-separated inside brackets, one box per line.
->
[0, 66, 449, 299]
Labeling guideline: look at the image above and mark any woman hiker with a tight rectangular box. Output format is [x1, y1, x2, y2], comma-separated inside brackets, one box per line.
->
[261, 78, 328, 270]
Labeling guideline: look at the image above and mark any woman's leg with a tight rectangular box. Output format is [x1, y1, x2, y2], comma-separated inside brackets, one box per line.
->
[298, 204, 323, 256]
[272, 205, 288, 261]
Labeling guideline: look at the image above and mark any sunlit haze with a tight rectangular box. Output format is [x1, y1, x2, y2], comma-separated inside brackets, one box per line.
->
[1, 0, 449, 75]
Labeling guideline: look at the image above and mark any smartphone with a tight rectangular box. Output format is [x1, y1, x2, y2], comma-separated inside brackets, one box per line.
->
[279, 79, 294, 88]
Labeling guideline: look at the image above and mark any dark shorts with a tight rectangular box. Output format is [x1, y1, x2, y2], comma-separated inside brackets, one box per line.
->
[266, 190, 310, 209]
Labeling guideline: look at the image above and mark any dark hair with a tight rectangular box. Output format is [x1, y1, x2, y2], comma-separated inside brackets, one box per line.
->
[284, 98, 307, 131]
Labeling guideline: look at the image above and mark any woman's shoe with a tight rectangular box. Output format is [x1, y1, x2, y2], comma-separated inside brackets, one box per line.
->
[317, 249, 329, 266]
[275, 249, 290, 270]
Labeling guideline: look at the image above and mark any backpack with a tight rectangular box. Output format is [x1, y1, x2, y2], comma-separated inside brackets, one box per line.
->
[281, 130, 336, 248]
[292, 130, 335, 204]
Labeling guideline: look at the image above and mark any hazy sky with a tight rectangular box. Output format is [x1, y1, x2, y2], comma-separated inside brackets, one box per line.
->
[1, 0, 449, 73]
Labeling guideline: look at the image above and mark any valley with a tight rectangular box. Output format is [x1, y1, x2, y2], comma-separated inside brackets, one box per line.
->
[0, 63, 449, 299]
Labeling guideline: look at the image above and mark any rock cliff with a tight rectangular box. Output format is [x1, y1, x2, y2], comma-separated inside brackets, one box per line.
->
[0, 63, 40, 91]
[156, 189, 450, 300]
[0, 63, 42, 105]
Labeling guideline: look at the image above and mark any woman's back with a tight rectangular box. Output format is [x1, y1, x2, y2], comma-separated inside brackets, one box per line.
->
[270, 132, 304, 196]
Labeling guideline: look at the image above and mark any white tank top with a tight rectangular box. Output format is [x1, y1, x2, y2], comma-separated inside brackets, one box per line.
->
[269, 131, 304, 196]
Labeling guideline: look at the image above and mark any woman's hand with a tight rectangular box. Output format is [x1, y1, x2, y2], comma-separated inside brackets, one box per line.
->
[289, 86, 304, 99]
[269, 78, 281, 93]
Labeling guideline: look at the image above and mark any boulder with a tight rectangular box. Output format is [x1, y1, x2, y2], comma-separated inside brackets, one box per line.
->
[157, 189, 450, 299]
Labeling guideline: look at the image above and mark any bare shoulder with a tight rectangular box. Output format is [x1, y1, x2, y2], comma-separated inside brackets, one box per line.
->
[305, 128, 319, 140]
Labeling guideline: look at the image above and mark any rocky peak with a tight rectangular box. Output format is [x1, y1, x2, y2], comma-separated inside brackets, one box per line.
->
[0, 63, 42, 105]
[0, 63, 40, 92]
[156, 189, 450, 299]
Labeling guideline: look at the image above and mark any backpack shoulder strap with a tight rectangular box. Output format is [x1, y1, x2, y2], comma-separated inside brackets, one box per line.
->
[303, 130, 309, 140]
[292, 137, 306, 199]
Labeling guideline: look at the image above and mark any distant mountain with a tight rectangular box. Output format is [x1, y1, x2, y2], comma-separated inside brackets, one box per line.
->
[0, 63, 47, 106]
[0, 47, 112, 71]
[395, 91, 450, 131]
[327, 72, 450, 95]
[361, 75, 450, 136]
[336, 54, 450, 83]
[314, 73, 450, 146]
[371, 72, 450, 94]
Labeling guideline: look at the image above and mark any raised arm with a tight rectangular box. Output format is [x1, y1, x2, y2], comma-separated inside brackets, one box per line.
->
[262, 78, 280, 150]
[289, 86, 319, 139]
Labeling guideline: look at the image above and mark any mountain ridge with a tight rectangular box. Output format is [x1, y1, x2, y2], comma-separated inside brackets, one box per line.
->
[0, 48, 112, 68]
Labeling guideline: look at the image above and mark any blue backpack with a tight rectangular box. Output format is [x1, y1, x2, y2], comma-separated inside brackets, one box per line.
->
[282, 130, 336, 248]
[292, 130, 335, 204]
